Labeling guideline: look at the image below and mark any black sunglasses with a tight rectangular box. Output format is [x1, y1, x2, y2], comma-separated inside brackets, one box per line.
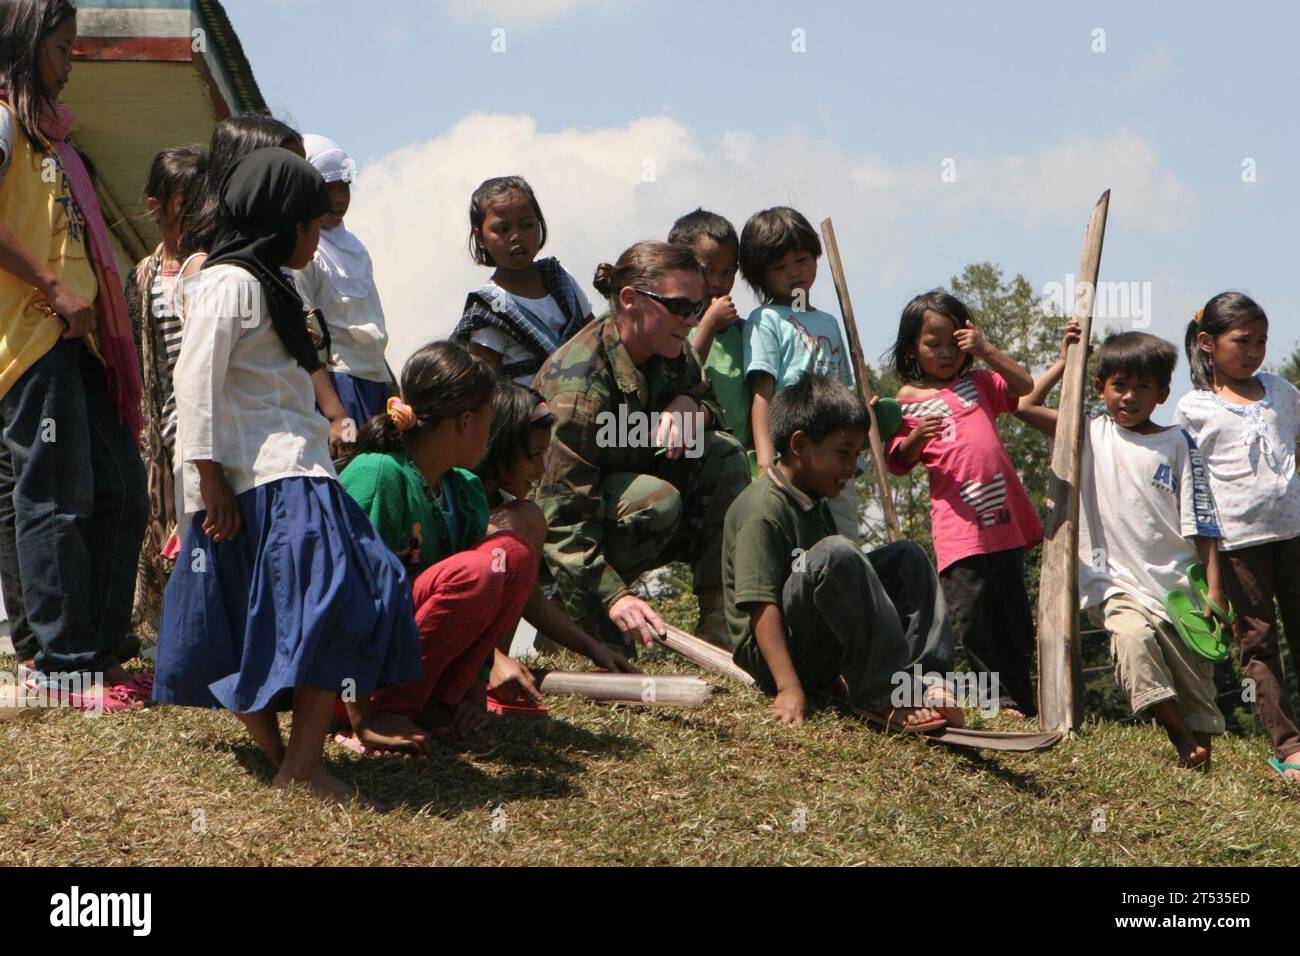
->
[634, 288, 706, 319]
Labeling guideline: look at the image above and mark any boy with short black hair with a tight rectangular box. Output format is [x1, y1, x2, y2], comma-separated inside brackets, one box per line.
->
[722, 372, 957, 728]
[668, 209, 753, 467]
[1019, 331, 1226, 770]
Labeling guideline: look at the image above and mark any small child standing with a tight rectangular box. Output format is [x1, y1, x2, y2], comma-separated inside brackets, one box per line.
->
[722, 372, 956, 728]
[668, 209, 752, 470]
[292, 133, 394, 426]
[885, 290, 1040, 718]
[128, 144, 206, 637]
[740, 206, 859, 538]
[454, 176, 594, 385]
[1019, 332, 1226, 769]
[155, 149, 425, 806]
[1174, 292, 1300, 781]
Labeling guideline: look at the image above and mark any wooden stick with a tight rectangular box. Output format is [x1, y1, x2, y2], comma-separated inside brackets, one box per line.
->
[536, 671, 717, 707]
[657, 625, 756, 686]
[819, 218, 901, 542]
[1036, 189, 1111, 733]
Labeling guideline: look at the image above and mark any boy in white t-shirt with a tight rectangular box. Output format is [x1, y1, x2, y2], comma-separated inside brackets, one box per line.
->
[1018, 332, 1226, 771]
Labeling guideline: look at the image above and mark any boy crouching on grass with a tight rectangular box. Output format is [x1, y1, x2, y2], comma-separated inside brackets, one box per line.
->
[1018, 332, 1226, 770]
[720, 372, 961, 730]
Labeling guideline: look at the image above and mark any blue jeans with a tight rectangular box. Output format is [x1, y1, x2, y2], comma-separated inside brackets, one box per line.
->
[0, 339, 147, 675]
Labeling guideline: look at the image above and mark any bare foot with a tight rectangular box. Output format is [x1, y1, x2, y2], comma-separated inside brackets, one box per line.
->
[273, 765, 379, 810]
[235, 710, 285, 769]
[923, 685, 966, 728]
[1001, 707, 1028, 721]
[1177, 741, 1210, 771]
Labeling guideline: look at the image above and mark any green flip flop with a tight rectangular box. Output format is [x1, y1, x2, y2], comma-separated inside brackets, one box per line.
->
[1186, 564, 1235, 625]
[873, 398, 904, 442]
[1163, 589, 1231, 663]
[1268, 757, 1300, 780]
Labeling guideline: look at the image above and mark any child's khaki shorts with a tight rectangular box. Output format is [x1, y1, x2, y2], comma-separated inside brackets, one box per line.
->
[1089, 592, 1225, 735]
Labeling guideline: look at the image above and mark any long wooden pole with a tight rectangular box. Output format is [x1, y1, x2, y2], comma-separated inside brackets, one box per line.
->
[1036, 189, 1110, 733]
[819, 219, 901, 542]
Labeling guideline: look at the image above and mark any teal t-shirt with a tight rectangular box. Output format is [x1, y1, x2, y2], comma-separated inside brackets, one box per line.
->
[688, 321, 751, 449]
[340, 451, 489, 575]
[742, 304, 853, 390]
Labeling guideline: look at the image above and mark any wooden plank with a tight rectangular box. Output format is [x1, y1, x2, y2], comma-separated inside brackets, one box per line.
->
[536, 671, 717, 707]
[1036, 189, 1111, 732]
[657, 625, 756, 686]
[819, 218, 901, 542]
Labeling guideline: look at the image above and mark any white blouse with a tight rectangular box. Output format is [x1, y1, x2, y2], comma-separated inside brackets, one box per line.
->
[292, 258, 391, 382]
[1173, 372, 1300, 551]
[173, 264, 335, 516]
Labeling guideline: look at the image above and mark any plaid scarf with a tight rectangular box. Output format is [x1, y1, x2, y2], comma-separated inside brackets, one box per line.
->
[453, 257, 586, 380]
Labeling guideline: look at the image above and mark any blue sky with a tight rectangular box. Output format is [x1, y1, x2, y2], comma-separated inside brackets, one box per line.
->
[225, 0, 1299, 407]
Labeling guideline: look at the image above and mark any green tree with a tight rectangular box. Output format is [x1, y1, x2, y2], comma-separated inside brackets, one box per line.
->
[1277, 342, 1300, 387]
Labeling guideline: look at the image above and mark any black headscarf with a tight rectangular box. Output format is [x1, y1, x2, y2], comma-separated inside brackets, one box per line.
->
[203, 146, 332, 372]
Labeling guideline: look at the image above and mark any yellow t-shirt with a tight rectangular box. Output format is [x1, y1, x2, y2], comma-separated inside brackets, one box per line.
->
[0, 100, 99, 401]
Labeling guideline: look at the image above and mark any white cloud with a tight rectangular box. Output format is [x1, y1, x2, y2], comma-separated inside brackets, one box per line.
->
[346, 112, 1195, 375]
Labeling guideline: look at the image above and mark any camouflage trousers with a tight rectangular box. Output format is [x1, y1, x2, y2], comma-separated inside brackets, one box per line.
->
[589, 430, 750, 630]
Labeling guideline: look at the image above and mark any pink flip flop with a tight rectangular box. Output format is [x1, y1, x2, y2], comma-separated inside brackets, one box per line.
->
[486, 685, 548, 719]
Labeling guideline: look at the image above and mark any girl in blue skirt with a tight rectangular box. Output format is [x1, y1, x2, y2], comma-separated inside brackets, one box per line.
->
[155, 148, 426, 807]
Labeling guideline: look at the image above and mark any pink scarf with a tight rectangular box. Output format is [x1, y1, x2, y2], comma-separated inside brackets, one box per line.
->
[3, 91, 143, 439]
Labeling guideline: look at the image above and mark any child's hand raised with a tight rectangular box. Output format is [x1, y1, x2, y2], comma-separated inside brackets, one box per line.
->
[953, 322, 990, 358]
[1059, 319, 1083, 361]
[699, 295, 739, 333]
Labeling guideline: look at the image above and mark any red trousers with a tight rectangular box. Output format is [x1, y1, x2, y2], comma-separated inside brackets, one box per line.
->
[370, 530, 537, 719]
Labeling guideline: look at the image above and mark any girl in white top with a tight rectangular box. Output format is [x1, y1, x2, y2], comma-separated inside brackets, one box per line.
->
[1174, 291, 1300, 781]
[453, 176, 594, 385]
[155, 149, 426, 807]
[292, 133, 394, 424]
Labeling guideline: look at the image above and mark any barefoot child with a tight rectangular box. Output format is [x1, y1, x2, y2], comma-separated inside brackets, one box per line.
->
[473, 381, 637, 678]
[128, 144, 206, 637]
[740, 206, 860, 539]
[292, 133, 394, 426]
[454, 176, 594, 385]
[722, 372, 956, 729]
[155, 149, 425, 806]
[1019, 331, 1226, 769]
[669, 209, 754, 472]
[1174, 293, 1300, 781]
[339, 342, 541, 753]
[177, 117, 356, 461]
[0, 0, 149, 711]
[885, 290, 1039, 719]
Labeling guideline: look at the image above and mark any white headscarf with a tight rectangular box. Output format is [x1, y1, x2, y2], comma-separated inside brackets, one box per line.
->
[302, 133, 374, 299]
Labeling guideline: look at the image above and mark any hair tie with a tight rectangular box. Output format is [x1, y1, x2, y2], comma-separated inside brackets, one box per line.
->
[1194, 308, 1204, 325]
[530, 400, 553, 423]
[386, 396, 417, 432]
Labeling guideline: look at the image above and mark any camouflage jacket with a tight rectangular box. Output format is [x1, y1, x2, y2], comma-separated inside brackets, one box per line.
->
[533, 314, 726, 624]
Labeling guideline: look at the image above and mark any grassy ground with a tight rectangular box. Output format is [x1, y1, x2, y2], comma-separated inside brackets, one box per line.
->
[2, 589, 1299, 866]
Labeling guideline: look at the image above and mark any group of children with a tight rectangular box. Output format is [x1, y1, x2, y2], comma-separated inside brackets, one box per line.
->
[2, 1, 1298, 809]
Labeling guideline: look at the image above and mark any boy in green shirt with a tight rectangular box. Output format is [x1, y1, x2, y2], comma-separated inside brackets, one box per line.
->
[723, 372, 959, 728]
[671, 209, 756, 475]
